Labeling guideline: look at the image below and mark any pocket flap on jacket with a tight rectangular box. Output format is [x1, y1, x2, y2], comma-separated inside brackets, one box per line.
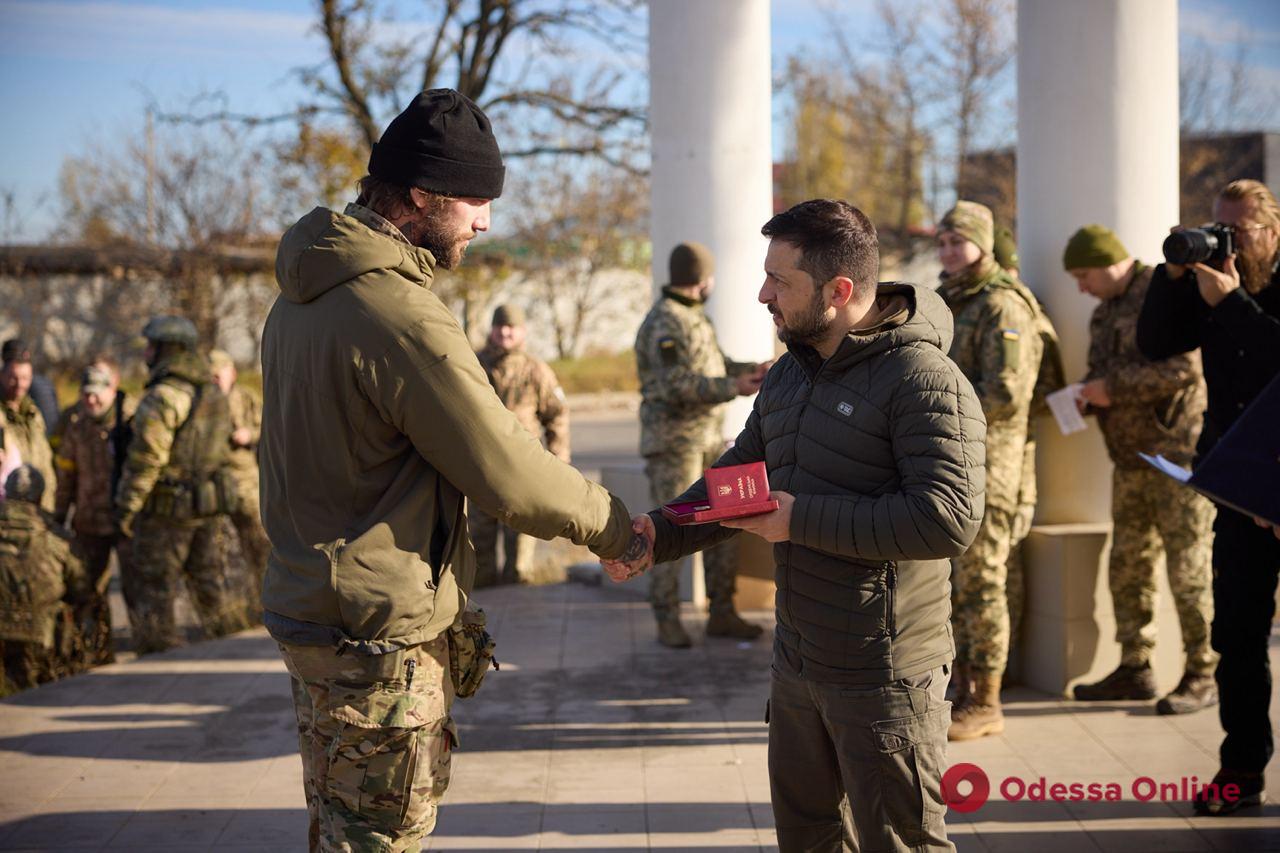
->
[872, 704, 950, 754]
[329, 686, 443, 730]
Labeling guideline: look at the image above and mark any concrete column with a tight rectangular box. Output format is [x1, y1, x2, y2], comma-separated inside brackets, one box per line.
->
[1017, 0, 1180, 524]
[649, 0, 776, 438]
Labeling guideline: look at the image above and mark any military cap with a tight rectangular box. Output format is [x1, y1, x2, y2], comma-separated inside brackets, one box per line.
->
[939, 201, 995, 255]
[3, 465, 45, 504]
[993, 225, 1019, 271]
[208, 349, 234, 372]
[81, 364, 114, 395]
[141, 315, 198, 348]
[491, 304, 526, 328]
[669, 242, 715, 286]
[1063, 224, 1130, 270]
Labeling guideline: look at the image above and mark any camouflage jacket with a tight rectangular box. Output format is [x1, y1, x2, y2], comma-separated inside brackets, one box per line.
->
[114, 351, 233, 529]
[0, 501, 89, 646]
[55, 397, 133, 537]
[1086, 263, 1205, 468]
[476, 344, 570, 462]
[1, 397, 55, 514]
[635, 287, 757, 457]
[226, 385, 262, 478]
[939, 262, 1043, 512]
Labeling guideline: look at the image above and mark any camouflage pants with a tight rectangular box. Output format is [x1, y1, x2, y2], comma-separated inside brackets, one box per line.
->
[952, 506, 1016, 677]
[68, 533, 117, 668]
[1109, 467, 1216, 674]
[119, 514, 252, 655]
[230, 487, 271, 623]
[468, 507, 535, 588]
[645, 448, 739, 618]
[1004, 502, 1035, 662]
[278, 635, 456, 853]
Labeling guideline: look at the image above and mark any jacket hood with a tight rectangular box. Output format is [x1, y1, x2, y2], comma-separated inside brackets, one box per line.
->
[790, 282, 954, 376]
[275, 207, 437, 304]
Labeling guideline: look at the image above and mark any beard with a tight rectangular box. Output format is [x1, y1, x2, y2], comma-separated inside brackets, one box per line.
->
[402, 209, 472, 269]
[771, 288, 832, 349]
[1237, 247, 1277, 295]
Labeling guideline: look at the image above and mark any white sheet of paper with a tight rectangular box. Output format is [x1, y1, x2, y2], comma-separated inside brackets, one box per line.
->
[1046, 384, 1088, 436]
[1139, 452, 1193, 484]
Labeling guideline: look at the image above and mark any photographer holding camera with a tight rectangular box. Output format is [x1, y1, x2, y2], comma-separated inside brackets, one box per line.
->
[1137, 179, 1280, 815]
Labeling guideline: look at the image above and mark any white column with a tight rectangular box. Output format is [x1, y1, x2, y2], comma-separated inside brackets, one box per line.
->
[1017, 0, 1180, 523]
[649, 0, 776, 438]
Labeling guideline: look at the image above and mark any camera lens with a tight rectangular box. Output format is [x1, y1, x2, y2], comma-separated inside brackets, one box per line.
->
[1162, 229, 1218, 266]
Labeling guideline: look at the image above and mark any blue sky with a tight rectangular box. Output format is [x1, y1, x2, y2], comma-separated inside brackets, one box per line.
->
[1, 0, 1277, 242]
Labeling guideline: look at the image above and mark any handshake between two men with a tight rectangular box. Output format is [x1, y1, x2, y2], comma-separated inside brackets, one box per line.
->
[601, 490, 798, 582]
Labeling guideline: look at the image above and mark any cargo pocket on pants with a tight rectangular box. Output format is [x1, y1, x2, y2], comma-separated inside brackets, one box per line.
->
[872, 703, 950, 846]
[326, 686, 449, 831]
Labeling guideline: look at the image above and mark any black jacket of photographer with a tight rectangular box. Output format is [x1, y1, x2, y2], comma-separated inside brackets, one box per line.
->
[1136, 261, 1280, 459]
[648, 283, 987, 685]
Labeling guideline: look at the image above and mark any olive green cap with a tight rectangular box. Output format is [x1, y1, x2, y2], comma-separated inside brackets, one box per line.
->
[669, 241, 714, 286]
[1063, 224, 1130, 270]
[993, 225, 1019, 271]
[141, 315, 198, 349]
[491, 304, 526, 328]
[939, 201, 995, 255]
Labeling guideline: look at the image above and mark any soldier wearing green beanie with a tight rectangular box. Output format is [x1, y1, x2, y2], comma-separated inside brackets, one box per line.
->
[937, 200, 1050, 742]
[1065, 223, 1217, 717]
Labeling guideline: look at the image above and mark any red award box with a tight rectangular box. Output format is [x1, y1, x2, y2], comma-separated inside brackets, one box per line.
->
[660, 461, 780, 525]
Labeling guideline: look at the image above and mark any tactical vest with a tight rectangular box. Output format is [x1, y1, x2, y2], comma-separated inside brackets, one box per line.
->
[144, 368, 240, 520]
[0, 505, 65, 646]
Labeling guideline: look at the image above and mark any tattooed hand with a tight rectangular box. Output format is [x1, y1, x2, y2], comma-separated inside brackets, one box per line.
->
[602, 515, 655, 582]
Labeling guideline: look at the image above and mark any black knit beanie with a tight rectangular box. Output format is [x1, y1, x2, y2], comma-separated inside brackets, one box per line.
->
[368, 89, 505, 199]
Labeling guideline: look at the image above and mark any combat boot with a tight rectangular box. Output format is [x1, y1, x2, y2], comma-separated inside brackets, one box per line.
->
[1156, 672, 1218, 715]
[705, 610, 763, 640]
[1072, 663, 1157, 701]
[656, 617, 692, 649]
[948, 673, 1004, 741]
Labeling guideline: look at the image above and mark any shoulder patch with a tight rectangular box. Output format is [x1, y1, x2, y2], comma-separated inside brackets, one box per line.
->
[658, 336, 679, 366]
[1000, 329, 1020, 341]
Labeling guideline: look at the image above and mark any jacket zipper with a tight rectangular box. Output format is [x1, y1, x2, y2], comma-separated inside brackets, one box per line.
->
[784, 376, 816, 635]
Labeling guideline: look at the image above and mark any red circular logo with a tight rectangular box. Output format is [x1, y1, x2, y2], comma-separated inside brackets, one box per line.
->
[941, 763, 990, 813]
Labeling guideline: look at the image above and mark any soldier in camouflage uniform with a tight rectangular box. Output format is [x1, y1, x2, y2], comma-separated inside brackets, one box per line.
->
[0, 466, 91, 696]
[937, 202, 1045, 740]
[1064, 225, 1217, 715]
[635, 242, 768, 648]
[210, 349, 269, 616]
[470, 305, 570, 587]
[53, 359, 132, 667]
[1, 341, 56, 514]
[114, 317, 251, 654]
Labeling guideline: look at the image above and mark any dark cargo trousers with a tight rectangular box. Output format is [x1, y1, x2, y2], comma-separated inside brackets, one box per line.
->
[1212, 507, 1280, 773]
[769, 663, 953, 852]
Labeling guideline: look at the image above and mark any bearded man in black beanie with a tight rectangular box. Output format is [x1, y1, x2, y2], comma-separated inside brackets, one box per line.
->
[260, 89, 642, 851]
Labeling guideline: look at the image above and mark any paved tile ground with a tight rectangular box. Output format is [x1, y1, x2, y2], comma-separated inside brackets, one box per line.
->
[1, 580, 1278, 852]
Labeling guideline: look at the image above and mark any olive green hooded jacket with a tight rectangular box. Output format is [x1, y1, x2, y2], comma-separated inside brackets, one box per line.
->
[260, 206, 632, 651]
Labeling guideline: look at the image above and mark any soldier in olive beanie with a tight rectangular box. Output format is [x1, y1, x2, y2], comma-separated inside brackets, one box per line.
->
[491, 304, 526, 328]
[940, 201, 996, 255]
[1063, 224, 1131, 270]
[669, 242, 715, 286]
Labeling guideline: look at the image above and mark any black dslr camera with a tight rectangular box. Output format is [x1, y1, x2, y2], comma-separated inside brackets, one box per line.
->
[1162, 224, 1235, 266]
